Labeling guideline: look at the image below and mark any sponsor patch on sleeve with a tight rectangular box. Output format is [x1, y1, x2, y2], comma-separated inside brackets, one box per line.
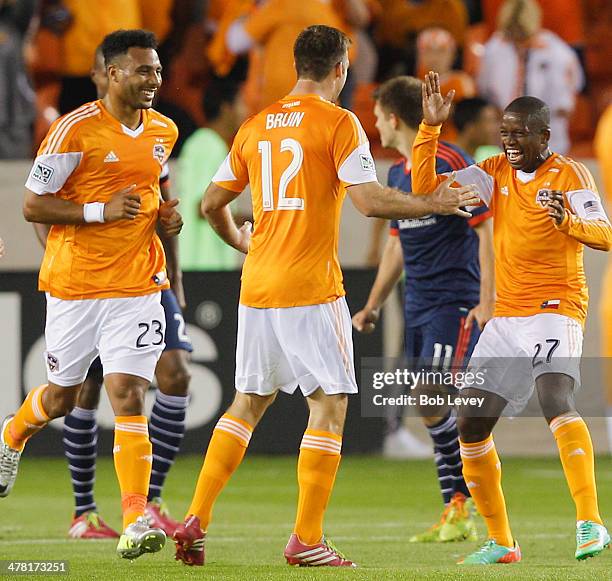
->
[359, 154, 374, 172]
[31, 162, 54, 185]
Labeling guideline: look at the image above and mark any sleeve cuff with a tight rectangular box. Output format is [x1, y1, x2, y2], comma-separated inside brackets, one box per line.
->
[418, 122, 442, 136]
[555, 210, 571, 232]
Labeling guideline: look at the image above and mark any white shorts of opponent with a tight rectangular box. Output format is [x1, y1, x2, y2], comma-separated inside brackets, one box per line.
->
[464, 313, 583, 415]
[235, 297, 357, 397]
[44, 292, 165, 386]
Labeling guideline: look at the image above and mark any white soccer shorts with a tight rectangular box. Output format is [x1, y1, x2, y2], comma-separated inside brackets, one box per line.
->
[464, 313, 583, 414]
[235, 297, 357, 396]
[44, 292, 165, 386]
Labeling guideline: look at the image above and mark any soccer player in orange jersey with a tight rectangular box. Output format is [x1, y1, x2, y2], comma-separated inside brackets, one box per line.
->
[0, 30, 183, 560]
[411, 71, 611, 564]
[172, 25, 479, 568]
[32, 44, 192, 541]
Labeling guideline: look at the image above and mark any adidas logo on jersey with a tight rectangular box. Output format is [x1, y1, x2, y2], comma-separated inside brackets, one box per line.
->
[500, 186, 509, 196]
[104, 151, 120, 163]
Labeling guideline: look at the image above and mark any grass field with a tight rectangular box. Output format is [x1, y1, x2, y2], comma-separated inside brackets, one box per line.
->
[0, 454, 610, 580]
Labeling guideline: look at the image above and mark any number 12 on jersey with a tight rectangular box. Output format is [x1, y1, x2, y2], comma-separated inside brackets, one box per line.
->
[258, 139, 304, 211]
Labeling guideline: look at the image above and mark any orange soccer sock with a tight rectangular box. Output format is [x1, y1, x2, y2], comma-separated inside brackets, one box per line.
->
[550, 413, 602, 524]
[3, 385, 50, 451]
[460, 436, 513, 548]
[187, 414, 253, 531]
[294, 429, 342, 545]
[113, 416, 152, 530]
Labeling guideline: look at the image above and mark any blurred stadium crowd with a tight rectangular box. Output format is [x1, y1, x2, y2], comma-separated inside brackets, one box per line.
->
[0, 0, 610, 158]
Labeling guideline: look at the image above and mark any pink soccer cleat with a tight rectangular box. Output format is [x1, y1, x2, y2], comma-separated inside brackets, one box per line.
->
[174, 515, 206, 566]
[68, 512, 120, 539]
[284, 534, 357, 567]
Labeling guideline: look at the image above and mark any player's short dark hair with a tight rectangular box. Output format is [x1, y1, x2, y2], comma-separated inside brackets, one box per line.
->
[373, 76, 423, 130]
[293, 25, 350, 82]
[203, 79, 241, 121]
[454, 97, 492, 132]
[504, 96, 550, 131]
[101, 29, 158, 66]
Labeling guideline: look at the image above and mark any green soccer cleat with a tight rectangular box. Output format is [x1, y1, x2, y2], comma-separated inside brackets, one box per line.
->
[458, 539, 521, 565]
[408, 523, 442, 543]
[575, 521, 610, 560]
[116, 516, 166, 560]
[409, 500, 453, 543]
[439, 493, 479, 542]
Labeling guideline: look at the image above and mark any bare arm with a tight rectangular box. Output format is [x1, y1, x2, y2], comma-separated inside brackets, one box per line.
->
[365, 217, 388, 266]
[23, 190, 91, 224]
[352, 234, 403, 333]
[466, 218, 496, 330]
[23, 185, 141, 224]
[347, 174, 479, 219]
[201, 182, 252, 253]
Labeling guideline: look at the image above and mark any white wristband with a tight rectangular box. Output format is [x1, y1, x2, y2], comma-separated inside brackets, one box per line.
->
[83, 202, 105, 223]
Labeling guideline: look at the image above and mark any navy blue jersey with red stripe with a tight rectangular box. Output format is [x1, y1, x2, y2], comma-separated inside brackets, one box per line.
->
[389, 141, 491, 327]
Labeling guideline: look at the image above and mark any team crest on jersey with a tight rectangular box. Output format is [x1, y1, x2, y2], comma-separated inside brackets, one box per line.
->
[535, 189, 552, 207]
[153, 144, 166, 163]
[32, 162, 54, 185]
[46, 352, 59, 372]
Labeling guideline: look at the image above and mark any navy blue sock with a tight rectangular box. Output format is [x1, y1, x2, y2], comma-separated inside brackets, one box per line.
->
[148, 392, 188, 501]
[427, 411, 469, 504]
[63, 407, 97, 517]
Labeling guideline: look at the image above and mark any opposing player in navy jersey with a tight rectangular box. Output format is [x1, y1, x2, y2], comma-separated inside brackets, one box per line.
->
[353, 76, 495, 542]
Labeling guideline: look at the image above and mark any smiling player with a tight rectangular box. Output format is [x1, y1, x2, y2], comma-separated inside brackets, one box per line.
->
[411, 71, 611, 564]
[0, 29, 183, 561]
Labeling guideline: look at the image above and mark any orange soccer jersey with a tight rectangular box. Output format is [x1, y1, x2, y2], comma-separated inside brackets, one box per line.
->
[25, 100, 178, 300]
[212, 94, 377, 308]
[412, 123, 612, 326]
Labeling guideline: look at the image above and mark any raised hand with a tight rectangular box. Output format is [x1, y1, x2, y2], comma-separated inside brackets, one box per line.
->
[422, 71, 455, 126]
[103, 184, 141, 221]
[431, 172, 480, 218]
[159, 198, 183, 237]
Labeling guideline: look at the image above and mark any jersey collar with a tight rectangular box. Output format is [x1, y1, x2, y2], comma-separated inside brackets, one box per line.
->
[98, 99, 148, 138]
